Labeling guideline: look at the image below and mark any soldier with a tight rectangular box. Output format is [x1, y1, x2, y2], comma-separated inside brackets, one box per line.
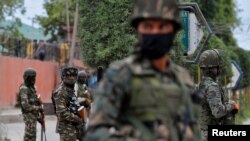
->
[75, 70, 93, 113]
[52, 67, 84, 141]
[84, 0, 201, 141]
[19, 68, 43, 141]
[198, 49, 239, 141]
[75, 70, 93, 140]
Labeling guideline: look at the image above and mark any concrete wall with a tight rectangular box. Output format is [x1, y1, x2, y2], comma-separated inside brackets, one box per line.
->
[0, 56, 60, 106]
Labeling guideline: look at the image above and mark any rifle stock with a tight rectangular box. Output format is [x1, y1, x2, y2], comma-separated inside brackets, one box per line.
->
[37, 95, 47, 141]
[77, 106, 85, 120]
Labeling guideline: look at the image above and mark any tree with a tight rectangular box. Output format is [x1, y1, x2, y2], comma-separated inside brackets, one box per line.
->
[231, 48, 250, 88]
[0, 0, 25, 20]
[79, 0, 136, 67]
[0, 0, 25, 52]
[36, 0, 76, 41]
[194, 0, 239, 47]
[79, 0, 250, 88]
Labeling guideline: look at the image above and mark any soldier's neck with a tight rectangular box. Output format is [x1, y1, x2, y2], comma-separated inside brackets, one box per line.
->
[151, 55, 169, 72]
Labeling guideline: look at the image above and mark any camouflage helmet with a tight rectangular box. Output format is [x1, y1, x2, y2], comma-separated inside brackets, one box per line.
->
[61, 67, 78, 78]
[130, 0, 181, 31]
[61, 67, 78, 85]
[23, 68, 36, 80]
[78, 70, 87, 77]
[199, 49, 222, 68]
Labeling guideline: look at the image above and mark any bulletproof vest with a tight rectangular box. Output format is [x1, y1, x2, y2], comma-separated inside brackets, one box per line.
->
[75, 83, 88, 97]
[124, 64, 190, 141]
[52, 84, 80, 115]
[19, 84, 40, 113]
[199, 80, 233, 130]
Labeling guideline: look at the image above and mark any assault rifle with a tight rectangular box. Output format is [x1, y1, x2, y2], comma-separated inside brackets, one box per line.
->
[37, 95, 47, 141]
[68, 95, 85, 120]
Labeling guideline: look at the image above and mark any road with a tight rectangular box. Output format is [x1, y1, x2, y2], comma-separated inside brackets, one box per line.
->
[243, 118, 250, 125]
[1, 116, 59, 141]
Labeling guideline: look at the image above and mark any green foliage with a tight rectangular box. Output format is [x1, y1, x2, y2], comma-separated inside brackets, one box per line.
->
[235, 91, 250, 124]
[231, 48, 250, 88]
[76, 0, 250, 90]
[79, 0, 136, 67]
[0, 0, 25, 20]
[36, 0, 76, 40]
[193, 0, 238, 46]
[0, 0, 25, 38]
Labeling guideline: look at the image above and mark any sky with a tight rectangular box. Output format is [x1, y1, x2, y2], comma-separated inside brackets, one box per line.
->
[233, 0, 250, 51]
[14, 0, 47, 28]
[14, 0, 250, 51]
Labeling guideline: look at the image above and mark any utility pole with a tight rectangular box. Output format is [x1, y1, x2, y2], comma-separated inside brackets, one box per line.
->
[65, 0, 71, 42]
[68, 0, 79, 67]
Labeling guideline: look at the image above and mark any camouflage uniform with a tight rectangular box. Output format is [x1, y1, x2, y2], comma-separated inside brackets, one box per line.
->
[75, 71, 93, 104]
[85, 0, 201, 140]
[19, 68, 42, 141]
[198, 49, 237, 141]
[75, 70, 94, 141]
[52, 67, 83, 141]
[85, 54, 201, 141]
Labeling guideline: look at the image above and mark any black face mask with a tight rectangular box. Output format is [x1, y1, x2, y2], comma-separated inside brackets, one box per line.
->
[78, 77, 87, 85]
[140, 33, 175, 60]
[25, 76, 36, 87]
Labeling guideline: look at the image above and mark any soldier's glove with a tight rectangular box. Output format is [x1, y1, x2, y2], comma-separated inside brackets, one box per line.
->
[232, 102, 239, 115]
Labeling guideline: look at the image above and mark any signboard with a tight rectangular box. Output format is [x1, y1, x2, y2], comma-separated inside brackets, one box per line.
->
[227, 61, 243, 90]
[188, 13, 204, 55]
[181, 11, 189, 54]
[181, 11, 204, 56]
[179, 3, 212, 64]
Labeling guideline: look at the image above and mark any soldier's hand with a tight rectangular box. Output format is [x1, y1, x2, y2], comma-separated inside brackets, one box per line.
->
[83, 99, 91, 107]
[78, 98, 91, 107]
[232, 102, 239, 114]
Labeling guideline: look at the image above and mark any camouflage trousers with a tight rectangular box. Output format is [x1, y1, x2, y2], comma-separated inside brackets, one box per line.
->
[77, 122, 86, 141]
[60, 133, 77, 141]
[23, 113, 37, 141]
[201, 130, 208, 141]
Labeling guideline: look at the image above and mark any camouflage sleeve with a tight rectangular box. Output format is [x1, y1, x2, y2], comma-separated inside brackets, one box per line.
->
[206, 84, 234, 119]
[20, 87, 39, 112]
[54, 90, 82, 124]
[85, 62, 130, 139]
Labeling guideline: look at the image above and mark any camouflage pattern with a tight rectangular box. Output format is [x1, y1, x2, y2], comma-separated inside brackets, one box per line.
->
[84, 55, 201, 141]
[60, 133, 77, 141]
[198, 77, 234, 141]
[53, 83, 83, 141]
[76, 70, 93, 110]
[199, 49, 222, 68]
[75, 82, 93, 141]
[19, 83, 41, 141]
[75, 83, 93, 108]
[130, 0, 181, 30]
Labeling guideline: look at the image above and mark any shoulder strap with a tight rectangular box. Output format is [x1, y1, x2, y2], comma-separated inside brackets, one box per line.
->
[51, 88, 60, 114]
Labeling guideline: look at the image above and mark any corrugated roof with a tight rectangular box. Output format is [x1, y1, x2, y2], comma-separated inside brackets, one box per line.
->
[0, 20, 51, 40]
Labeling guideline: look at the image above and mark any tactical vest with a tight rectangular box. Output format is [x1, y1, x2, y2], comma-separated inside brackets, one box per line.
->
[19, 84, 40, 113]
[199, 79, 233, 130]
[75, 83, 88, 97]
[124, 64, 194, 141]
[51, 84, 79, 116]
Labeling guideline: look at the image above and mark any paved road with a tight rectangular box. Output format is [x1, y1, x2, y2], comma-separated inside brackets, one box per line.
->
[243, 118, 250, 125]
[1, 116, 59, 141]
